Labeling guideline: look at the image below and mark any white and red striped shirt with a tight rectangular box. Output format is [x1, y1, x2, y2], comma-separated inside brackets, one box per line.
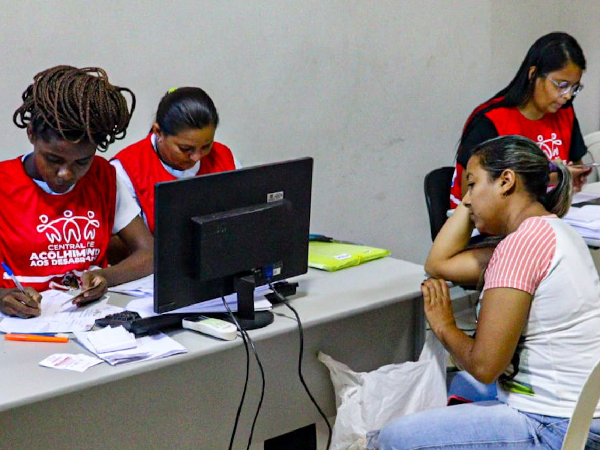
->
[483, 215, 600, 417]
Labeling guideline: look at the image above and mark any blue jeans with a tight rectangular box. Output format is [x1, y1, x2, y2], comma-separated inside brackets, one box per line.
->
[368, 401, 600, 449]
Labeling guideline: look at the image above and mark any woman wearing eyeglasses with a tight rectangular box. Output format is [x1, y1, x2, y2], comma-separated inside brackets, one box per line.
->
[450, 32, 590, 208]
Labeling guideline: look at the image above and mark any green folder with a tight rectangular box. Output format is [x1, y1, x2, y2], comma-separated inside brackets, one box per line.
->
[308, 241, 391, 272]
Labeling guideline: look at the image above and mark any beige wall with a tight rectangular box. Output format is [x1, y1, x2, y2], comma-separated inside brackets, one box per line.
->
[1, 1, 598, 264]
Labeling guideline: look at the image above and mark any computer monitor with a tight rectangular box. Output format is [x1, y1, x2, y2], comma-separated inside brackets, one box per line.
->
[153, 157, 313, 330]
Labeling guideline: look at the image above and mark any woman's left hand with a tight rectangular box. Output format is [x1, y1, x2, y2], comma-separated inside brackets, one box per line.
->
[568, 164, 593, 193]
[72, 271, 108, 306]
[422, 277, 456, 336]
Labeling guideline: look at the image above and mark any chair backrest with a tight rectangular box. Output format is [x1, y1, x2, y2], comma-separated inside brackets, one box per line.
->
[561, 357, 600, 450]
[584, 131, 600, 184]
[424, 166, 455, 241]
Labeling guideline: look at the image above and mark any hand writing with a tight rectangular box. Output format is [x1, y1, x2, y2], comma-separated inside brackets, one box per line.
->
[0, 287, 42, 318]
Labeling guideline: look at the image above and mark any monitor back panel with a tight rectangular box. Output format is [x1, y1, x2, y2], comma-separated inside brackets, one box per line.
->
[154, 157, 313, 313]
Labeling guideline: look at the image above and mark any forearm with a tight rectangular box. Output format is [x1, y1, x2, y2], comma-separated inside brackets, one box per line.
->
[96, 247, 153, 287]
[432, 324, 497, 384]
[429, 204, 473, 255]
[423, 278, 501, 384]
[425, 204, 476, 278]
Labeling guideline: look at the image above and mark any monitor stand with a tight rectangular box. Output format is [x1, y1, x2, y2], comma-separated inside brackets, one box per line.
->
[228, 274, 274, 330]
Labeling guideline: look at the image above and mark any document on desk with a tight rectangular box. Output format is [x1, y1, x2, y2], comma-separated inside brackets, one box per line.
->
[74, 330, 187, 365]
[0, 290, 123, 334]
[125, 285, 273, 318]
[572, 191, 600, 205]
[39, 353, 104, 372]
[108, 274, 154, 297]
[564, 205, 600, 239]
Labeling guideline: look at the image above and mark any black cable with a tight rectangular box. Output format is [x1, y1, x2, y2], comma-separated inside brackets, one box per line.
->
[223, 297, 250, 450]
[241, 325, 266, 450]
[269, 284, 333, 450]
[222, 297, 266, 450]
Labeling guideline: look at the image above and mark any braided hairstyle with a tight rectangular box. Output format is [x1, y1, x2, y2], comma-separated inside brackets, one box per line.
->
[13, 65, 136, 151]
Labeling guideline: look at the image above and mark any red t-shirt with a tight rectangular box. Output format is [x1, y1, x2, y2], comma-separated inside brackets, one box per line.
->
[0, 156, 116, 291]
[112, 134, 236, 233]
[450, 101, 583, 208]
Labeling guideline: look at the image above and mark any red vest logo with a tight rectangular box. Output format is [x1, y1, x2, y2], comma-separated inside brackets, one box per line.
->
[536, 133, 562, 159]
[30, 210, 102, 267]
[36, 210, 101, 243]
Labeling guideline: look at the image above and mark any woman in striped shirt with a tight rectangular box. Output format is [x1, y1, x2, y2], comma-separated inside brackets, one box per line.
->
[374, 135, 600, 450]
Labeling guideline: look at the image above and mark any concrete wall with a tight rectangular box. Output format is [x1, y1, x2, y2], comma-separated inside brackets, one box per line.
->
[1, 0, 598, 264]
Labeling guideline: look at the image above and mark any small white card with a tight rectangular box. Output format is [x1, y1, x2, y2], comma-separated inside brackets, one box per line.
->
[39, 353, 103, 372]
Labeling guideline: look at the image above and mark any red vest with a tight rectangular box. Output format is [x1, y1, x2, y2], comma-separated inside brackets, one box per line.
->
[450, 102, 576, 207]
[112, 133, 236, 233]
[0, 156, 116, 291]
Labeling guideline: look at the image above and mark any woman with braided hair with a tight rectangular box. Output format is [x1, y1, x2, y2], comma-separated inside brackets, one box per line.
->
[0, 65, 153, 318]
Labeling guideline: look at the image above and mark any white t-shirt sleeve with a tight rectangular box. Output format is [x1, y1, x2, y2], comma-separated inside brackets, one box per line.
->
[110, 159, 138, 204]
[113, 173, 142, 234]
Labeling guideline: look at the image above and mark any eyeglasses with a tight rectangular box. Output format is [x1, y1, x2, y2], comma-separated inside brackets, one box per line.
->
[547, 76, 584, 97]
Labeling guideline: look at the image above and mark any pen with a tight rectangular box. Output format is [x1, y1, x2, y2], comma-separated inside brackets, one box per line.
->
[1, 262, 37, 308]
[1, 262, 27, 294]
[14, 332, 70, 337]
[4, 334, 69, 343]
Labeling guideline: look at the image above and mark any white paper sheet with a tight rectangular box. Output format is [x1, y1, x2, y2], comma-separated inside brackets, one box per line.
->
[565, 205, 600, 224]
[0, 290, 123, 333]
[107, 274, 154, 297]
[39, 353, 104, 372]
[564, 205, 600, 239]
[125, 286, 273, 318]
[75, 330, 187, 365]
[86, 325, 137, 354]
[572, 191, 600, 204]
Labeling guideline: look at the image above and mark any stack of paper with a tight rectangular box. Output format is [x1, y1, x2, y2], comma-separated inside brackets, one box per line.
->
[74, 330, 187, 366]
[564, 205, 600, 239]
[86, 326, 137, 354]
[125, 285, 273, 318]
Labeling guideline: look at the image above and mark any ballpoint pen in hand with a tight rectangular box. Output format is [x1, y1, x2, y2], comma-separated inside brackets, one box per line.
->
[1, 261, 37, 308]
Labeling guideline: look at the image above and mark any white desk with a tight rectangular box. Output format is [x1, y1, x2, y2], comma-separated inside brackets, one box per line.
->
[0, 257, 426, 450]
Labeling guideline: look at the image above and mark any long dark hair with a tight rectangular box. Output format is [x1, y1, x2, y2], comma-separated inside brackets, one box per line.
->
[461, 32, 586, 148]
[155, 87, 219, 136]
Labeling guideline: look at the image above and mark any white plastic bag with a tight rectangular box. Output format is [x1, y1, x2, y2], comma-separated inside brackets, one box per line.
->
[318, 331, 447, 450]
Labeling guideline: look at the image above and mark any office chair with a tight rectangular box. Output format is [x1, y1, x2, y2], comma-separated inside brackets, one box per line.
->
[561, 357, 600, 450]
[424, 166, 455, 241]
[584, 131, 600, 183]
